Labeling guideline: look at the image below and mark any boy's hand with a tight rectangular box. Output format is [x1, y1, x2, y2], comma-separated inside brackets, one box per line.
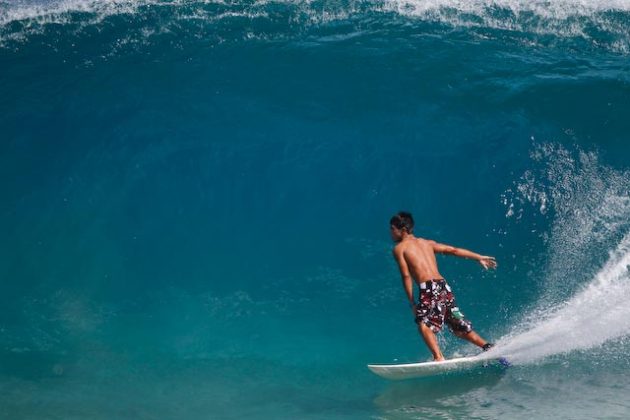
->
[479, 256, 497, 270]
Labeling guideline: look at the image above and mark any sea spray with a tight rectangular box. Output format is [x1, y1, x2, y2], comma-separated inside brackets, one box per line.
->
[493, 144, 630, 364]
[491, 232, 630, 364]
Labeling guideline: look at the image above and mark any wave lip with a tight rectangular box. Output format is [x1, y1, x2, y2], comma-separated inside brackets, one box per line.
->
[387, 0, 630, 17]
[0, 0, 146, 26]
[1, 0, 630, 50]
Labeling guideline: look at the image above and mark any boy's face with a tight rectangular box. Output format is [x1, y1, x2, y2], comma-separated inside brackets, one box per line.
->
[390, 225, 403, 242]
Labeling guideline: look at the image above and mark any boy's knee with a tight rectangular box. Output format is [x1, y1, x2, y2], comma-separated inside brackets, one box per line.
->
[453, 329, 470, 338]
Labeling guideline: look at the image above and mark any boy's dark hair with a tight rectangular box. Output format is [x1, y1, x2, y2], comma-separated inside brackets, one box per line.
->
[390, 211, 414, 233]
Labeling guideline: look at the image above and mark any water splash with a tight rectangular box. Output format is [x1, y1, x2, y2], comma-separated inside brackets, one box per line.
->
[505, 144, 630, 300]
[493, 144, 630, 364]
[491, 231, 630, 364]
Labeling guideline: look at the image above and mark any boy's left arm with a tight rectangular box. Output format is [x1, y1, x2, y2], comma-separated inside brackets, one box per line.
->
[431, 242, 497, 270]
[393, 249, 415, 308]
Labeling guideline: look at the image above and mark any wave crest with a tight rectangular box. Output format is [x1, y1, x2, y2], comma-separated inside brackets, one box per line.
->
[1, 0, 630, 52]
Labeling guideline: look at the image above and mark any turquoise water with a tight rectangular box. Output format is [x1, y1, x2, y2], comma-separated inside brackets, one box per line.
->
[1, 1, 630, 418]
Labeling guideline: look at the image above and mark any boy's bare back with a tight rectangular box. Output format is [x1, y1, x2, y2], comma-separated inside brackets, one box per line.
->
[393, 237, 444, 283]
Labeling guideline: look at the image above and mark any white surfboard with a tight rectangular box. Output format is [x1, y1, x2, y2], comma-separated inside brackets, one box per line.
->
[368, 355, 508, 380]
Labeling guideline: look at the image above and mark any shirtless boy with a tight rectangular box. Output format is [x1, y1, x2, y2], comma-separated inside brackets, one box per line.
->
[390, 211, 497, 361]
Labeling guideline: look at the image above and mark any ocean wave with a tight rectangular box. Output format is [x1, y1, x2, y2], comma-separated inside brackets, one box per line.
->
[1, 0, 629, 51]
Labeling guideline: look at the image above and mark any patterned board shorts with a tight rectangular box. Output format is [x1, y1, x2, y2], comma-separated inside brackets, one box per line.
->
[414, 279, 473, 334]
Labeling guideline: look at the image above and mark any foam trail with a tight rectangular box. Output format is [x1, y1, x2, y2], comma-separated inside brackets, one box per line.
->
[486, 232, 630, 364]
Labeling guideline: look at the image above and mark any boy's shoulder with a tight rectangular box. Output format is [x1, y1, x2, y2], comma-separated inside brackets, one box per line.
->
[413, 237, 438, 253]
[392, 241, 408, 255]
[416, 236, 435, 246]
[393, 237, 417, 252]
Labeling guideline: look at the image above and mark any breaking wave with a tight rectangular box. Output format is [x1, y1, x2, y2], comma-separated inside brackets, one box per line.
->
[1, 0, 629, 52]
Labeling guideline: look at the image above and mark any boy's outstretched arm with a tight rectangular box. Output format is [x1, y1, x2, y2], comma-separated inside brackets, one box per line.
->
[430, 241, 497, 270]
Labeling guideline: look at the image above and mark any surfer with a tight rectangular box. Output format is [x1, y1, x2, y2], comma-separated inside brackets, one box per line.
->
[390, 211, 497, 361]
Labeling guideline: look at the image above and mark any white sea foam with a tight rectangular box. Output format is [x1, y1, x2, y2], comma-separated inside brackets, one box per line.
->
[386, 0, 630, 18]
[1, 1, 629, 52]
[490, 232, 630, 364]
[387, 0, 630, 43]
[2, 0, 630, 31]
[0, 0, 143, 26]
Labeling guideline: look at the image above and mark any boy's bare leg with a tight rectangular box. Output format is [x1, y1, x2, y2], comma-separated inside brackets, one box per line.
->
[452, 330, 487, 348]
[418, 322, 445, 361]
